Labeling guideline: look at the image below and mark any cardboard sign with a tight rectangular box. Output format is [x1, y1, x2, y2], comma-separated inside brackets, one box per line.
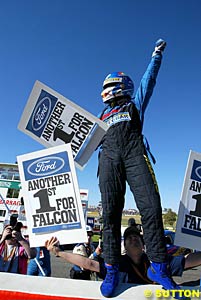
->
[80, 189, 88, 221]
[18, 81, 108, 170]
[17, 144, 87, 247]
[87, 216, 95, 228]
[174, 150, 201, 251]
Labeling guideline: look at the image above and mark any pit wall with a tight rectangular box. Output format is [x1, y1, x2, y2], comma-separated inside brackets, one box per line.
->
[0, 273, 200, 300]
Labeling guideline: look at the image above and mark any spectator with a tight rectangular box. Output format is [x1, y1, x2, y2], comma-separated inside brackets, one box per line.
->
[127, 218, 142, 233]
[69, 225, 101, 280]
[45, 227, 201, 298]
[0, 224, 36, 274]
[121, 220, 144, 255]
[27, 246, 51, 276]
[128, 217, 136, 227]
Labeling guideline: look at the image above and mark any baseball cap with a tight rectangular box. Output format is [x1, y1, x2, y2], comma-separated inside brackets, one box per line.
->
[86, 225, 93, 235]
[123, 226, 141, 241]
[73, 244, 88, 257]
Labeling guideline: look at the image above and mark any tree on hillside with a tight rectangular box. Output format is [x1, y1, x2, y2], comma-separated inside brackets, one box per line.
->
[163, 209, 177, 228]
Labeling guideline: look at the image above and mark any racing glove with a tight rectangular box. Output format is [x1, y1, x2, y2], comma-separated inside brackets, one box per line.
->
[152, 38, 166, 57]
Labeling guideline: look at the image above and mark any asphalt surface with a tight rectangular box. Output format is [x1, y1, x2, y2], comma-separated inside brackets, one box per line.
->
[51, 250, 73, 280]
[50, 251, 201, 286]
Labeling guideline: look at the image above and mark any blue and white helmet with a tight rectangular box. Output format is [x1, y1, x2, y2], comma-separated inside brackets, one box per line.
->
[101, 72, 134, 103]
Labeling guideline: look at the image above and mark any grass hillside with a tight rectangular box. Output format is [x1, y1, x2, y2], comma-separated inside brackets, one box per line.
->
[87, 211, 142, 226]
[88, 211, 175, 243]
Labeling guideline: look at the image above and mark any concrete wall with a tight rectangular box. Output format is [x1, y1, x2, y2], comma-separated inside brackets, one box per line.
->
[0, 272, 200, 300]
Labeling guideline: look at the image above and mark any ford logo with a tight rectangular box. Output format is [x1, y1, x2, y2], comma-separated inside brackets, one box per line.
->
[28, 156, 65, 176]
[195, 166, 201, 180]
[31, 97, 51, 131]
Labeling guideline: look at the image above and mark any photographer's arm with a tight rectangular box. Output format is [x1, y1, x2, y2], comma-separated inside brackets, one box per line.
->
[12, 230, 37, 258]
[0, 226, 12, 244]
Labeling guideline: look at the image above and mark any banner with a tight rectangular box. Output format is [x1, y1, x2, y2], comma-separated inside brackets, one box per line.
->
[80, 189, 88, 201]
[17, 144, 87, 247]
[0, 198, 21, 212]
[80, 189, 88, 221]
[0, 179, 21, 189]
[87, 217, 95, 228]
[18, 81, 108, 170]
[174, 150, 201, 251]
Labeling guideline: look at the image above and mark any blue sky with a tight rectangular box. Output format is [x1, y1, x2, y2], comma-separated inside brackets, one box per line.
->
[0, 1, 200, 213]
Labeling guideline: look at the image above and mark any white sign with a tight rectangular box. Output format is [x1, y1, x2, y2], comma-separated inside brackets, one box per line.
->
[80, 189, 89, 201]
[17, 144, 88, 247]
[18, 80, 108, 170]
[174, 150, 201, 251]
[0, 198, 21, 213]
[80, 189, 88, 221]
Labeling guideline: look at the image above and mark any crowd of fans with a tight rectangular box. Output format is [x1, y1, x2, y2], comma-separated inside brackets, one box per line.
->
[0, 216, 200, 289]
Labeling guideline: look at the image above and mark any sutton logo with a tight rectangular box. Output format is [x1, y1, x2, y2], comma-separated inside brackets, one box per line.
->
[31, 96, 51, 131]
[27, 156, 65, 177]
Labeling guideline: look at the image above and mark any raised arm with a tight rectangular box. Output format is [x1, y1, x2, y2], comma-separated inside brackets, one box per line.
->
[45, 237, 100, 273]
[135, 39, 167, 127]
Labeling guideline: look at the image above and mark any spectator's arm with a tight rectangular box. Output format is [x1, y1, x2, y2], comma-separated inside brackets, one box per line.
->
[89, 246, 102, 259]
[45, 237, 100, 273]
[184, 252, 201, 270]
[60, 251, 100, 272]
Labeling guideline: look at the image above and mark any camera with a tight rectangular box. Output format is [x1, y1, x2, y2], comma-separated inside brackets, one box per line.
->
[13, 222, 23, 232]
[5, 215, 23, 239]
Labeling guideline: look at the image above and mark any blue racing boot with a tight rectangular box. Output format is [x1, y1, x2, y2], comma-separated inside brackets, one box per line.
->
[147, 262, 189, 300]
[100, 264, 119, 298]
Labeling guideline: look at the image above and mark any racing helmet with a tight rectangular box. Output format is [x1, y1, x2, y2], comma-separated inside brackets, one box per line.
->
[101, 72, 134, 103]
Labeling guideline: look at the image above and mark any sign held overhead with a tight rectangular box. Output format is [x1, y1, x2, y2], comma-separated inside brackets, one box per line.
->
[18, 81, 108, 169]
[17, 144, 87, 247]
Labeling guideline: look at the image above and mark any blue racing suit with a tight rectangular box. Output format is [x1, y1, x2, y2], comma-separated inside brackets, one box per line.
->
[98, 53, 167, 264]
[96, 254, 185, 283]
